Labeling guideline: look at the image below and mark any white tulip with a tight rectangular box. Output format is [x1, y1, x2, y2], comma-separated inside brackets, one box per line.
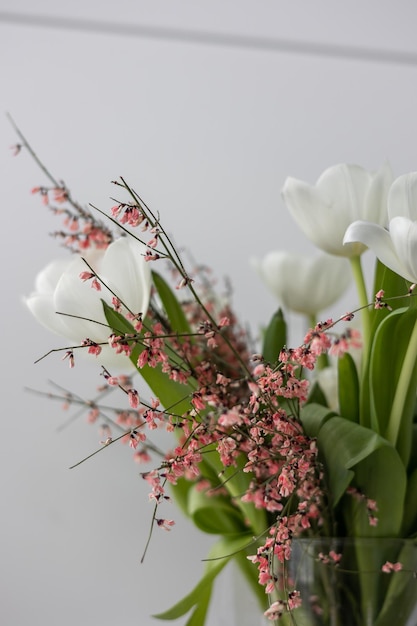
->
[251, 251, 350, 316]
[26, 237, 152, 365]
[282, 162, 393, 257]
[343, 172, 417, 283]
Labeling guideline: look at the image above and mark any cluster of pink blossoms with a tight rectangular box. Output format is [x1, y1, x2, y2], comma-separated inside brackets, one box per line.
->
[30, 179, 378, 622]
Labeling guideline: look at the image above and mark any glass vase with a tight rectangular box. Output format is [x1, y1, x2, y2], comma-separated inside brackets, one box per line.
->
[274, 537, 417, 626]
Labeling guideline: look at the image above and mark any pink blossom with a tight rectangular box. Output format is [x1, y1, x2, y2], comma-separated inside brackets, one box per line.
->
[382, 561, 403, 573]
[79, 271, 95, 282]
[128, 389, 140, 409]
[156, 518, 175, 531]
[191, 392, 205, 411]
[62, 350, 75, 368]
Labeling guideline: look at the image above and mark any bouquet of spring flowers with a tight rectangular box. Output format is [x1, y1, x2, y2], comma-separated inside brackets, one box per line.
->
[16, 119, 417, 625]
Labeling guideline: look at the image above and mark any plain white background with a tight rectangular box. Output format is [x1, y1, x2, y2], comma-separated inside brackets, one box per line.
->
[2, 2, 417, 624]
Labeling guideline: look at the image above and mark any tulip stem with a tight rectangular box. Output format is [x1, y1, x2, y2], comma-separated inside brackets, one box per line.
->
[349, 255, 371, 359]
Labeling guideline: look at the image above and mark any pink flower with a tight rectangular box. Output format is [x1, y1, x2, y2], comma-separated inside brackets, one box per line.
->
[156, 518, 175, 531]
[128, 389, 140, 409]
[79, 271, 95, 282]
[382, 561, 403, 573]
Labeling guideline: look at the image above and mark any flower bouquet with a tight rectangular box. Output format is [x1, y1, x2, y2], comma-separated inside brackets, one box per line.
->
[15, 120, 417, 625]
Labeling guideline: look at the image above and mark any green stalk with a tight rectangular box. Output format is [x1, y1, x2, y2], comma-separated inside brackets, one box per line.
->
[349, 255, 371, 367]
[386, 316, 417, 447]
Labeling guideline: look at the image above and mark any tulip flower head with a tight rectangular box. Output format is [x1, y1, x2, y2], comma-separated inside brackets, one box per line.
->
[282, 163, 393, 257]
[25, 237, 152, 366]
[252, 251, 351, 316]
[344, 172, 417, 283]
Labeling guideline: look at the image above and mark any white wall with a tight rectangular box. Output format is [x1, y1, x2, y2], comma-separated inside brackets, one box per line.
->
[2, 2, 417, 624]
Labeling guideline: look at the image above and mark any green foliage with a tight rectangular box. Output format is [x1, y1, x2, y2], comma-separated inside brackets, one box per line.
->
[338, 352, 359, 423]
[373, 540, 417, 626]
[153, 534, 255, 622]
[306, 380, 329, 407]
[102, 301, 196, 415]
[103, 275, 267, 623]
[300, 404, 406, 536]
[367, 306, 417, 465]
[152, 271, 192, 335]
[186, 485, 247, 535]
[372, 259, 412, 316]
[262, 308, 287, 364]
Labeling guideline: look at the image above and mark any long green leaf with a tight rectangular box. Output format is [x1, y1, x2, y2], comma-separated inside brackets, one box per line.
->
[338, 352, 359, 423]
[262, 308, 287, 365]
[201, 447, 268, 538]
[402, 467, 417, 536]
[153, 534, 253, 620]
[184, 584, 212, 626]
[315, 417, 406, 535]
[360, 262, 412, 429]
[301, 406, 407, 531]
[374, 540, 417, 626]
[300, 403, 337, 439]
[372, 260, 411, 316]
[369, 307, 417, 464]
[152, 271, 192, 335]
[102, 301, 196, 415]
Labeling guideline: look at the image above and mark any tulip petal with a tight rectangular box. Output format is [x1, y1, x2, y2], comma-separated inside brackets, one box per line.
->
[254, 251, 350, 315]
[390, 217, 417, 283]
[282, 177, 354, 256]
[344, 221, 411, 281]
[25, 238, 153, 369]
[54, 255, 110, 343]
[364, 161, 393, 224]
[388, 172, 417, 221]
[316, 164, 371, 221]
[100, 238, 151, 316]
[25, 292, 77, 338]
[307, 255, 351, 312]
[282, 163, 392, 257]
[34, 258, 73, 294]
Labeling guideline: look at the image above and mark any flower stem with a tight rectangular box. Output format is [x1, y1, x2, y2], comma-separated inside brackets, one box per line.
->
[349, 255, 371, 363]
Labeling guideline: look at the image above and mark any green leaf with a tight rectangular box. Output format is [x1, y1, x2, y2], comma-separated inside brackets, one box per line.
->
[374, 540, 417, 626]
[186, 485, 247, 534]
[402, 467, 417, 535]
[262, 308, 287, 364]
[408, 422, 417, 475]
[338, 352, 360, 423]
[300, 403, 337, 439]
[359, 262, 413, 430]
[315, 417, 406, 535]
[368, 306, 417, 464]
[184, 585, 212, 626]
[169, 477, 194, 518]
[152, 271, 192, 335]
[153, 534, 253, 620]
[306, 380, 328, 407]
[301, 406, 406, 533]
[348, 445, 406, 537]
[102, 301, 196, 415]
[372, 260, 411, 316]
[201, 447, 268, 538]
